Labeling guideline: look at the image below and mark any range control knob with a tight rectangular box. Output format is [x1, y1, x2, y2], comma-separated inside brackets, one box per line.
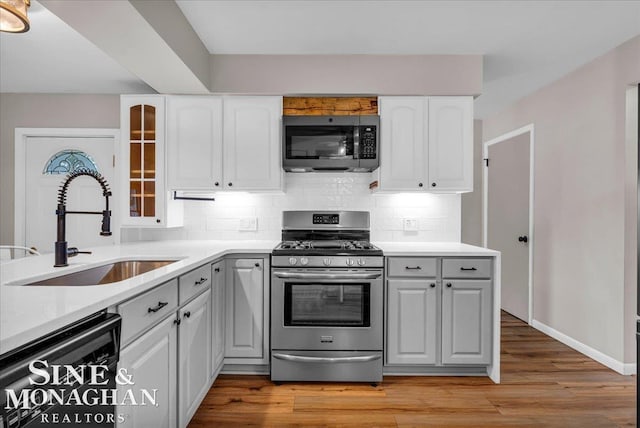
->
[300, 257, 309, 266]
[346, 258, 355, 266]
[323, 258, 332, 266]
[288, 257, 298, 265]
[357, 259, 366, 266]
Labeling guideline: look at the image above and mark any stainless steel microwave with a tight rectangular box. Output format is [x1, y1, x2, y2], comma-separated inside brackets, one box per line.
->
[282, 115, 380, 172]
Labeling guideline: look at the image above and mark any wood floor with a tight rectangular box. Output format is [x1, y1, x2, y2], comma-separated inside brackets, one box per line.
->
[189, 312, 636, 427]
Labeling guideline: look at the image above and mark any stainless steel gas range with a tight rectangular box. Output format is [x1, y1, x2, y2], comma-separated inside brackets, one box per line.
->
[270, 211, 384, 382]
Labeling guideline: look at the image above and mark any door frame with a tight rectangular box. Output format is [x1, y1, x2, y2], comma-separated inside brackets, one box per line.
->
[482, 124, 535, 325]
[14, 127, 121, 249]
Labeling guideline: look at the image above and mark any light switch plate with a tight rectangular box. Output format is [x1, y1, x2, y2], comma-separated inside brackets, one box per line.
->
[403, 218, 419, 232]
[239, 217, 258, 231]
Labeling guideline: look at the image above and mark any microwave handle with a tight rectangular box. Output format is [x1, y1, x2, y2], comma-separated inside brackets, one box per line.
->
[353, 125, 360, 159]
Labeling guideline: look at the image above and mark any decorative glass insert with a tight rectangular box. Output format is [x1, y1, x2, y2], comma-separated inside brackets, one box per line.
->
[43, 150, 99, 175]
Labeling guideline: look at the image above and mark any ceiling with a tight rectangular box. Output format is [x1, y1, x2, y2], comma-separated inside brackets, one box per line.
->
[1, 0, 639, 118]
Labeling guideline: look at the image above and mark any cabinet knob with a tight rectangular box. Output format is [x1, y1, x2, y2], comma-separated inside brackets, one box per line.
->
[184, 311, 191, 318]
[418, 183, 423, 187]
[518, 235, 528, 243]
[156, 219, 161, 223]
[430, 283, 436, 288]
[214, 267, 220, 273]
[431, 183, 437, 187]
[214, 182, 219, 187]
[446, 283, 452, 288]
[173, 318, 181, 326]
[228, 182, 233, 187]
[255, 263, 261, 268]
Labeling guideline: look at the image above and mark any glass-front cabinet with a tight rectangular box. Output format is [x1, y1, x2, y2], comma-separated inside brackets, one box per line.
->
[121, 95, 182, 227]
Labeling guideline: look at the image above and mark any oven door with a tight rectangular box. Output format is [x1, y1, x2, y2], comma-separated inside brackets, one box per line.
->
[271, 269, 383, 350]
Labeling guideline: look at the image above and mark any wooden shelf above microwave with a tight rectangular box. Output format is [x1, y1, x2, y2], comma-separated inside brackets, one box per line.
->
[283, 97, 378, 116]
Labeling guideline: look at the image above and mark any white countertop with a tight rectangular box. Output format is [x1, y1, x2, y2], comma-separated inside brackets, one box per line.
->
[373, 241, 499, 256]
[0, 240, 277, 354]
[0, 240, 498, 355]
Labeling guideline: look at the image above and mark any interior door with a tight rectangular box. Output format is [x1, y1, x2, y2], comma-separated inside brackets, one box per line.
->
[23, 136, 116, 254]
[487, 132, 530, 322]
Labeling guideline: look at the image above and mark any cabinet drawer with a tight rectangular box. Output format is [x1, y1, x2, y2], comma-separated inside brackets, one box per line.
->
[387, 257, 437, 277]
[118, 279, 178, 346]
[442, 258, 492, 279]
[179, 264, 211, 304]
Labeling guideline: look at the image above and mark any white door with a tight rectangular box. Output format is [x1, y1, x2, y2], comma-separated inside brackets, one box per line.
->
[378, 97, 427, 190]
[487, 131, 531, 322]
[167, 96, 223, 190]
[178, 289, 211, 428]
[428, 96, 473, 192]
[23, 136, 117, 254]
[386, 279, 437, 365]
[224, 258, 264, 358]
[117, 315, 177, 428]
[222, 96, 282, 190]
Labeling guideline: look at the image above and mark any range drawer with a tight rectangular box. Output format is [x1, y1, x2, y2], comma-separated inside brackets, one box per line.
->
[179, 263, 211, 304]
[387, 257, 437, 277]
[442, 258, 492, 279]
[118, 279, 178, 346]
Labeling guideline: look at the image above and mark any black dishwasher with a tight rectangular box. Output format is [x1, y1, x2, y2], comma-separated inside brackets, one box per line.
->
[0, 311, 121, 427]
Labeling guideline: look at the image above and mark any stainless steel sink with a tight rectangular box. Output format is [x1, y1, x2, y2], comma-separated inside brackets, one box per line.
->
[22, 260, 177, 286]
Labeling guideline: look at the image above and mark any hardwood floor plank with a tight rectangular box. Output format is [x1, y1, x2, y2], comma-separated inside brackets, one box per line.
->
[188, 312, 637, 427]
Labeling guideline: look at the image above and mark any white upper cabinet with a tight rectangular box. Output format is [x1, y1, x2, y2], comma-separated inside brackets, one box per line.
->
[121, 95, 183, 228]
[375, 96, 473, 193]
[428, 97, 473, 192]
[167, 96, 223, 191]
[223, 96, 283, 191]
[378, 97, 428, 190]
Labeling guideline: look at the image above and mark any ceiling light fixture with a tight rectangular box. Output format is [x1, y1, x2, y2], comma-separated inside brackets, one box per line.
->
[0, 0, 30, 33]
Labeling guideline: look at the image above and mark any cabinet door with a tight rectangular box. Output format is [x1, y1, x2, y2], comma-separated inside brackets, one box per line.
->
[386, 279, 437, 365]
[427, 97, 473, 192]
[167, 96, 223, 190]
[223, 96, 282, 190]
[121, 95, 168, 226]
[378, 97, 427, 190]
[211, 260, 225, 376]
[117, 315, 177, 428]
[441, 280, 492, 365]
[225, 258, 264, 358]
[178, 289, 212, 428]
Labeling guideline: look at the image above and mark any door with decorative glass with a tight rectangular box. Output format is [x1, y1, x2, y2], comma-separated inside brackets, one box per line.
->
[22, 135, 117, 255]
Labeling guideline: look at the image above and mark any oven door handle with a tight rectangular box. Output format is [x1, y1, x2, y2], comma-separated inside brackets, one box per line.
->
[272, 353, 381, 364]
[273, 272, 382, 280]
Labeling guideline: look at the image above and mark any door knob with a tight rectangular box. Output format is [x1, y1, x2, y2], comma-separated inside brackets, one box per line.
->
[518, 236, 528, 243]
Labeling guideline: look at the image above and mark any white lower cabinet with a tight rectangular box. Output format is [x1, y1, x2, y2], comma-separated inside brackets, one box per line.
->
[386, 257, 493, 368]
[441, 280, 492, 365]
[178, 289, 212, 428]
[386, 279, 437, 365]
[117, 314, 177, 428]
[224, 258, 267, 361]
[211, 260, 225, 376]
[117, 262, 215, 428]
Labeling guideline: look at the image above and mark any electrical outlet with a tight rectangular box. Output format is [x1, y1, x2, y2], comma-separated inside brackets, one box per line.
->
[403, 218, 419, 232]
[239, 217, 258, 231]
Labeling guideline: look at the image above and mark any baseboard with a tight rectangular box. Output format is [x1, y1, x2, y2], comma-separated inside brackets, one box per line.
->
[532, 319, 635, 375]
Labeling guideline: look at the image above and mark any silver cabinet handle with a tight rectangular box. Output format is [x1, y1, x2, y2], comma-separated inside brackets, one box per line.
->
[274, 272, 382, 280]
[272, 353, 381, 364]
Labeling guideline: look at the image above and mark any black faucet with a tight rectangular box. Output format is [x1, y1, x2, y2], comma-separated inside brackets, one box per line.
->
[54, 168, 112, 267]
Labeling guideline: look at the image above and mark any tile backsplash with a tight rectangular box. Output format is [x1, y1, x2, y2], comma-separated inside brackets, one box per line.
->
[122, 174, 460, 243]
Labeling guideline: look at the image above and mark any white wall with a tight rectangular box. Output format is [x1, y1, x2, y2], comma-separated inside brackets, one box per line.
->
[124, 173, 461, 243]
[483, 35, 640, 366]
[0, 94, 120, 246]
